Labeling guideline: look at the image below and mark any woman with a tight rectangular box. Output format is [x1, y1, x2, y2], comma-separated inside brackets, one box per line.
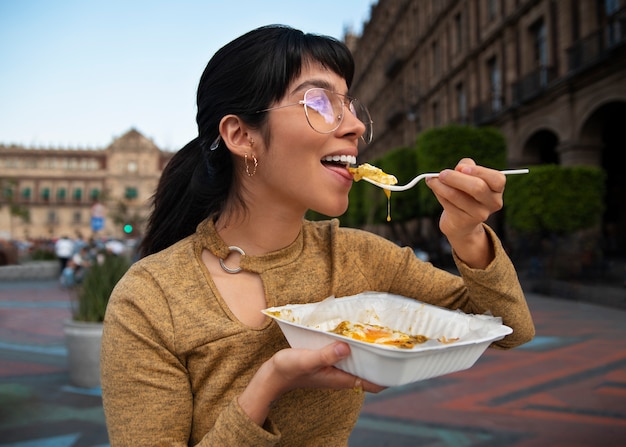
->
[101, 25, 534, 446]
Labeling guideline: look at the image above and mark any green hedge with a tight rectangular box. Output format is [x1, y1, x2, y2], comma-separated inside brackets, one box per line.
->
[415, 125, 507, 217]
[504, 164, 606, 234]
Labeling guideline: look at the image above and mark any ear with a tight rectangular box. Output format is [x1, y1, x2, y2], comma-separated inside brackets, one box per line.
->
[218, 114, 255, 158]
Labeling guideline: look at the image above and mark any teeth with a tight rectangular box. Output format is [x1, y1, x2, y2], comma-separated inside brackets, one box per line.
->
[322, 155, 356, 165]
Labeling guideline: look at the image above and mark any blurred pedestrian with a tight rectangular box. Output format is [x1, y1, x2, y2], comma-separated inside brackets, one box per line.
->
[54, 236, 75, 271]
[71, 246, 92, 283]
[59, 258, 77, 287]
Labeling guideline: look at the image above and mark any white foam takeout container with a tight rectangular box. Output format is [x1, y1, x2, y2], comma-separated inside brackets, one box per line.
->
[262, 292, 512, 387]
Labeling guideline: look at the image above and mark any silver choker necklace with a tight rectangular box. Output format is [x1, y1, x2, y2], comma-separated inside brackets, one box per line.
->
[219, 246, 245, 274]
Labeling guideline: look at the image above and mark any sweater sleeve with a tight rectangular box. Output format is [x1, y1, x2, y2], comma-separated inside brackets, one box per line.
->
[418, 224, 534, 349]
[450, 225, 535, 349]
[100, 264, 282, 447]
[339, 223, 534, 349]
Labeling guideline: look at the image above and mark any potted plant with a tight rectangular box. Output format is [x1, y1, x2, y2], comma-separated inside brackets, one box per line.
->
[64, 252, 130, 388]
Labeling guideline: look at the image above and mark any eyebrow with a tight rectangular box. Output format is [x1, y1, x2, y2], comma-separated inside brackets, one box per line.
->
[289, 79, 346, 96]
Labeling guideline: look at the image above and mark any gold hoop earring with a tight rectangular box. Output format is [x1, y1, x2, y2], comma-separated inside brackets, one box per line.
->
[245, 153, 258, 177]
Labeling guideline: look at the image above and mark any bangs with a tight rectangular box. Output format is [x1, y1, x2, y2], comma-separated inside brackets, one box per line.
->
[267, 29, 355, 104]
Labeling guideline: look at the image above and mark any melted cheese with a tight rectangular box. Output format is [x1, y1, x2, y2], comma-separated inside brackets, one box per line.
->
[348, 163, 398, 186]
[348, 163, 398, 221]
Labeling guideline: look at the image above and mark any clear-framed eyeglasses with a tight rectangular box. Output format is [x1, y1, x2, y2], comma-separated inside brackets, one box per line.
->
[258, 87, 374, 144]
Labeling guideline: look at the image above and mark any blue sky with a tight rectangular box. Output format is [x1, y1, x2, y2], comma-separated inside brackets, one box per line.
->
[0, 0, 374, 151]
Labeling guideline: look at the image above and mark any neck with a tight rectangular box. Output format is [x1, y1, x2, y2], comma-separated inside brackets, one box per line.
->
[215, 206, 304, 256]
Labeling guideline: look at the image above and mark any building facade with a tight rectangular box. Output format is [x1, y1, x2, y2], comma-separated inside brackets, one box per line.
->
[348, 0, 626, 254]
[0, 129, 173, 241]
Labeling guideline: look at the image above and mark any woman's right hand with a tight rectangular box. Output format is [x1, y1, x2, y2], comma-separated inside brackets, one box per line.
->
[238, 342, 385, 426]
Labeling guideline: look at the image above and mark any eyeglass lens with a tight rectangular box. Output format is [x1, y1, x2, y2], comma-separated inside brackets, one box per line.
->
[303, 89, 373, 143]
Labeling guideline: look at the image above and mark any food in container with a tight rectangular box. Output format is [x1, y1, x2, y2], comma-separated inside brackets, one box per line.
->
[263, 292, 512, 386]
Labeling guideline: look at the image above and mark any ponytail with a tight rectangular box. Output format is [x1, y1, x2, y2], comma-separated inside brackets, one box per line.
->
[139, 137, 233, 257]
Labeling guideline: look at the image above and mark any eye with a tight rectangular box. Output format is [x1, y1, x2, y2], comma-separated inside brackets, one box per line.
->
[304, 89, 335, 124]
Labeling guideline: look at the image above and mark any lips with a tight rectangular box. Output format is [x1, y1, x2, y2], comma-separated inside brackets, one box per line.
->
[321, 154, 356, 181]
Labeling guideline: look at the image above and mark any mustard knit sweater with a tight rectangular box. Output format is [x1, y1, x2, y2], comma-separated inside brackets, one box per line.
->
[101, 218, 534, 446]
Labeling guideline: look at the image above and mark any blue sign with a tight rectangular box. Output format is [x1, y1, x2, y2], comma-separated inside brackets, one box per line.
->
[91, 216, 104, 232]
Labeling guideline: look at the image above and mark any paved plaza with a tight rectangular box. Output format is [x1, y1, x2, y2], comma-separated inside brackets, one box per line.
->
[0, 279, 625, 446]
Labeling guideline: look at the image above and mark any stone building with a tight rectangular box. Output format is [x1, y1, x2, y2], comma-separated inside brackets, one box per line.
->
[0, 129, 173, 241]
[348, 0, 626, 254]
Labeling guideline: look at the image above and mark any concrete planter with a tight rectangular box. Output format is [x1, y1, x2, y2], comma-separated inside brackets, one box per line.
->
[63, 319, 103, 388]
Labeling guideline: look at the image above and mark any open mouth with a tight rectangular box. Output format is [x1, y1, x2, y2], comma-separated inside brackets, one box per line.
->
[321, 154, 356, 168]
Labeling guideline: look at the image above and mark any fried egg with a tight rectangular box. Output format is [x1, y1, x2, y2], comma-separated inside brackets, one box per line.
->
[330, 321, 428, 349]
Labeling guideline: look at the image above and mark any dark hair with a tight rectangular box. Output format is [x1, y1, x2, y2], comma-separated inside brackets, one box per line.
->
[139, 25, 355, 257]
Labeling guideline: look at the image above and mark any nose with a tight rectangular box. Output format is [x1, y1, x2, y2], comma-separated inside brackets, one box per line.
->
[337, 104, 367, 143]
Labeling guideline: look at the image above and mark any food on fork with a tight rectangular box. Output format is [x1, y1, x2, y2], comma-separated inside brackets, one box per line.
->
[348, 163, 398, 221]
[348, 163, 398, 187]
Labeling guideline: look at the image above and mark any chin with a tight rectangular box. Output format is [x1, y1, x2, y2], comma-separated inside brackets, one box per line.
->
[313, 201, 349, 218]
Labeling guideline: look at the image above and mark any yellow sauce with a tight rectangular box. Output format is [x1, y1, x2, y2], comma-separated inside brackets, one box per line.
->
[348, 163, 398, 222]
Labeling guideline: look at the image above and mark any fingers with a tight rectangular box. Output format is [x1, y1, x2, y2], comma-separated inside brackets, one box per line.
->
[270, 343, 387, 395]
[425, 162, 506, 239]
[453, 161, 507, 193]
[321, 344, 385, 393]
[309, 341, 350, 370]
[281, 342, 350, 373]
[358, 377, 387, 394]
[428, 165, 505, 211]
[271, 342, 349, 382]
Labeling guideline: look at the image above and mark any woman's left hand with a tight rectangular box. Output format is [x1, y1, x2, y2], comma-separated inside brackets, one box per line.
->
[425, 158, 506, 268]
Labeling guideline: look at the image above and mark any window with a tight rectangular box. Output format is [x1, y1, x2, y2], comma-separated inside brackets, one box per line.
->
[432, 40, 441, 76]
[24, 158, 37, 169]
[73, 188, 82, 202]
[127, 161, 138, 173]
[57, 188, 66, 201]
[42, 187, 50, 201]
[454, 13, 463, 54]
[456, 83, 467, 122]
[21, 187, 31, 201]
[530, 19, 548, 86]
[90, 188, 100, 200]
[605, 0, 622, 47]
[413, 61, 420, 97]
[488, 57, 502, 112]
[605, 0, 619, 15]
[487, 0, 497, 21]
[4, 158, 19, 168]
[531, 20, 547, 67]
[432, 101, 440, 127]
[73, 211, 82, 224]
[47, 210, 57, 224]
[125, 187, 138, 200]
[3, 187, 13, 200]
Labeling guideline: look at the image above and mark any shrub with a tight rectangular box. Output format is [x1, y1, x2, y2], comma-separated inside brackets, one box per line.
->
[504, 165, 606, 234]
[71, 254, 130, 322]
[416, 125, 507, 217]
